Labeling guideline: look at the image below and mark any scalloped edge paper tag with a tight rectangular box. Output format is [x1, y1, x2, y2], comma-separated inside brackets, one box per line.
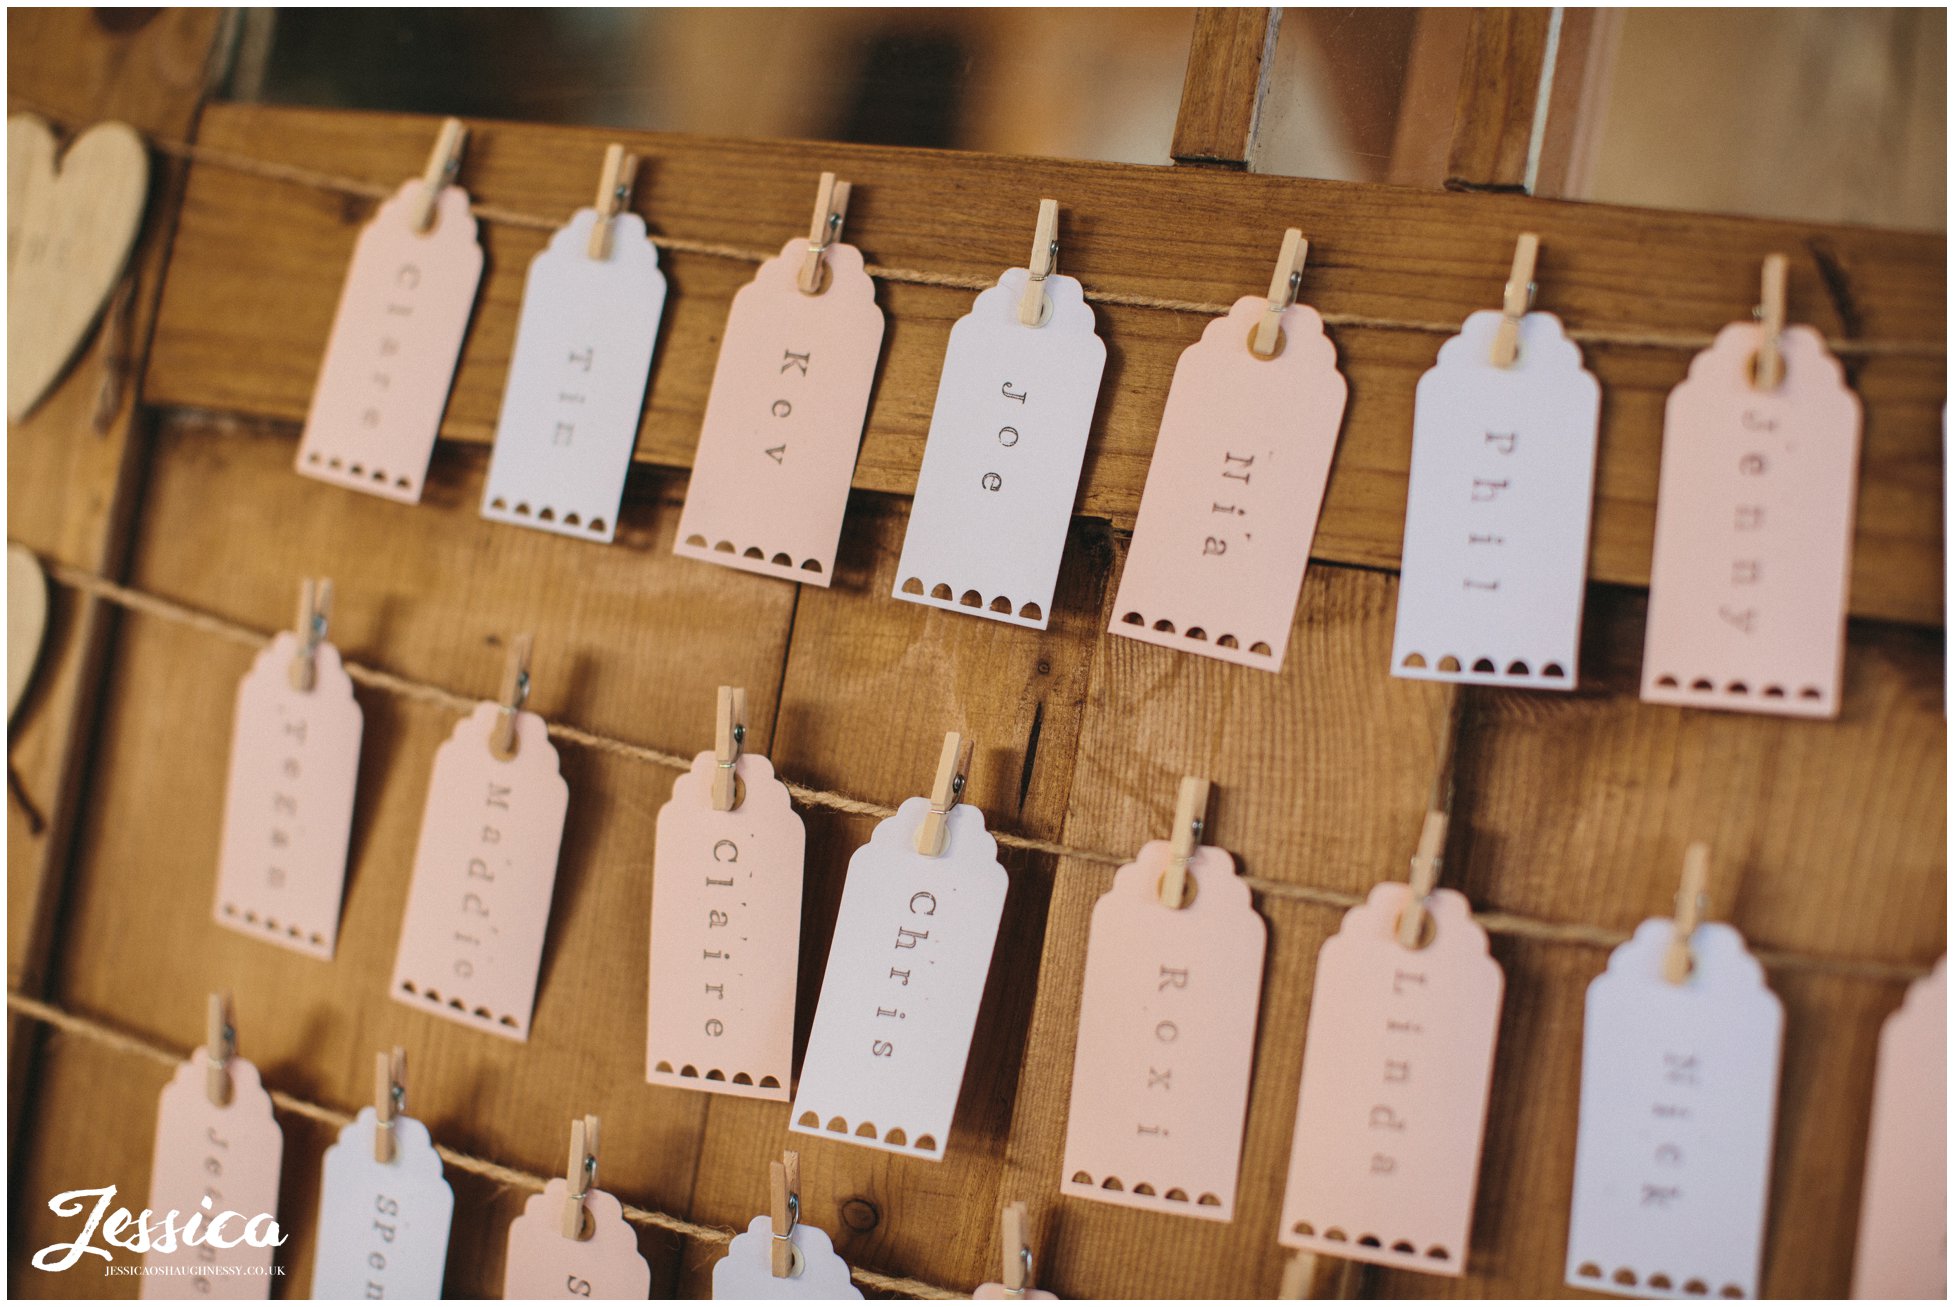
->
[1851, 957, 1946, 1299]
[711, 1214, 863, 1299]
[310, 1108, 454, 1300]
[503, 1180, 650, 1300]
[974, 1286, 1058, 1299]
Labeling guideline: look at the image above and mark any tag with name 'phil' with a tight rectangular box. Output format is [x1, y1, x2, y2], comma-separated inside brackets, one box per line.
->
[792, 797, 1008, 1159]
[296, 179, 483, 502]
[676, 238, 884, 584]
[503, 1180, 650, 1300]
[1641, 323, 1862, 718]
[648, 750, 805, 1099]
[212, 632, 363, 959]
[893, 267, 1106, 629]
[1565, 919, 1784, 1300]
[1110, 295, 1348, 672]
[1851, 957, 1946, 1300]
[1277, 884, 1503, 1274]
[1391, 310, 1600, 690]
[1061, 841, 1265, 1220]
[711, 1215, 862, 1299]
[482, 209, 667, 543]
[310, 1108, 454, 1300]
[139, 1054, 284, 1299]
[392, 702, 569, 1040]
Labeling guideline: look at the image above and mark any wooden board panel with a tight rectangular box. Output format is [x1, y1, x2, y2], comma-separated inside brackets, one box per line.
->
[1170, 8, 1281, 167]
[1445, 7, 1555, 191]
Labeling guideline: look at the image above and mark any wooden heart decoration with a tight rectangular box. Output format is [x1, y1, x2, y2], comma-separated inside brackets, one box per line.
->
[8, 114, 149, 421]
[9, 544, 49, 720]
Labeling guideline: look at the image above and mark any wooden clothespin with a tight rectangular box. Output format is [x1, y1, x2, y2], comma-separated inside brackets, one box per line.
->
[586, 144, 639, 261]
[489, 633, 534, 761]
[1251, 227, 1309, 358]
[205, 992, 234, 1108]
[1159, 776, 1210, 909]
[1278, 1249, 1317, 1299]
[1490, 231, 1539, 368]
[1278, 1249, 1359, 1298]
[769, 1150, 800, 1278]
[1000, 1201, 1034, 1295]
[713, 686, 747, 811]
[373, 1046, 406, 1163]
[1397, 686, 1464, 947]
[797, 172, 851, 295]
[409, 117, 467, 234]
[287, 576, 333, 692]
[915, 732, 973, 857]
[1018, 198, 1060, 326]
[1662, 842, 1712, 984]
[562, 1113, 600, 1239]
[1752, 253, 1788, 390]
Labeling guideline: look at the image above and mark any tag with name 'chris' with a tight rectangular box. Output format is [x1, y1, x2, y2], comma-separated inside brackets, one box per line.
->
[1851, 957, 1945, 1299]
[503, 1180, 650, 1300]
[711, 1215, 862, 1299]
[310, 1108, 454, 1300]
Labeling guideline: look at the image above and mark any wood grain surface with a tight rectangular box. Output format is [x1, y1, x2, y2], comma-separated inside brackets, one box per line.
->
[1171, 7, 1283, 168]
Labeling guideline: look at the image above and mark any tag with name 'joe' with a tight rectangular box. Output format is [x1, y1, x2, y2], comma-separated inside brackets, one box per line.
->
[310, 1108, 454, 1300]
[503, 1179, 650, 1300]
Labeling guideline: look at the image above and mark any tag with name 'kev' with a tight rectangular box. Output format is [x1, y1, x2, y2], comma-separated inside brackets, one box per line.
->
[310, 1108, 454, 1300]
[503, 1179, 650, 1299]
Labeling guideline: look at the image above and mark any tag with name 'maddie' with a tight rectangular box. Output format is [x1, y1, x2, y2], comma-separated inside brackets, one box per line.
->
[392, 701, 569, 1040]
[1565, 919, 1784, 1300]
[1061, 840, 1265, 1220]
[1110, 295, 1347, 672]
[1851, 957, 1945, 1300]
[712, 1215, 862, 1300]
[792, 797, 1008, 1159]
[1277, 884, 1503, 1275]
[676, 237, 884, 584]
[310, 1109, 454, 1300]
[503, 1180, 650, 1300]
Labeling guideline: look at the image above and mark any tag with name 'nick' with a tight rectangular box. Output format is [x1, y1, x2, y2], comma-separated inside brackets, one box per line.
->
[676, 238, 884, 584]
[711, 1215, 862, 1299]
[1061, 841, 1265, 1220]
[212, 631, 363, 959]
[140, 1053, 284, 1300]
[503, 1179, 650, 1300]
[648, 750, 805, 1099]
[893, 266, 1106, 629]
[482, 209, 667, 543]
[1641, 323, 1862, 718]
[1851, 957, 1945, 1300]
[1277, 884, 1503, 1274]
[1391, 310, 1600, 690]
[392, 701, 569, 1041]
[310, 1108, 454, 1300]
[792, 797, 1008, 1159]
[1110, 295, 1348, 672]
[296, 179, 483, 502]
[1565, 918, 1784, 1300]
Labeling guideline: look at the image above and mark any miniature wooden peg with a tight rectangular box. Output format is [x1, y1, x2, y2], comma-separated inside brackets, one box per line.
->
[1278, 1249, 1319, 1299]
[1662, 842, 1712, 984]
[586, 144, 640, 261]
[489, 633, 534, 761]
[915, 732, 973, 856]
[797, 172, 851, 294]
[1017, 199, 1060, 326]
[373, 1046, 406, 1163]
[205, 992, 234, 1108]
[409, 117, 467, 233]
[1753, 253, 1788, 390]
[1000, 1201, 1032, 1293]
[769, 1150, 800, 1278]
[562, 1114, 600, 1239]
[1159, 776, 1211, 908]
[713, 685, 747, 811]
[1396, 809, 1451, 948]
[288, 576, 333, 692]
[1490, 231, 1539, 368]
[1251, 227, 1309, 358]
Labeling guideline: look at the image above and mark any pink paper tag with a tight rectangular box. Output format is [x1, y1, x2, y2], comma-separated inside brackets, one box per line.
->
[392, 702, 569, 1041]
[1641, 323, 1863, 718]
[1060, 841, 1266, 1221]
[212, 632, 363, 959]
[1276, 884, 1503, 1275]
[503, 1180, 650, 1300]
[139, 1053, 285, 1300]
[675, 238, 885, 585]
[1109, 296, 1348, 672]
[974, 1287, 1058, 1300]
[296, 179, 483, 503]
[710, 1215, 862, 1300]
[1851, 958, 1946, 1299]
[648, 750, 805, 1100]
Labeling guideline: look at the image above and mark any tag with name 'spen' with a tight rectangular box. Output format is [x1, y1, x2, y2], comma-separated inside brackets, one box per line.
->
[1565, 918, 1784, 1300]
[212, 632, 363, 959]
[1391, 310, 1600, 689]
[1641, 322, 1862, 718]
[503, 1179, 650, 1300]
[483, 209, 667, 542]
[648, 750, 805, 1099]
[792, 797, 1008, 1159]
[676, 238, 884, 584]
[297, 179, 484, 502]
[140, 1053, 284, 1299]
[1278, 884, 1503, 1274]
[1061, 841, 1265, 1220]
[1111, 296, 1347, 672]
[1851, 958, 1945, 1300]
[893, 266, 1106, 628]
[392, 702, 569, 1040]
[711, 1214, 862, 1299]
[310, 1108, 454, 1300]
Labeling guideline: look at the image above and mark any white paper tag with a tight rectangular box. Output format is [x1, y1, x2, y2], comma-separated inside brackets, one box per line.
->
[1851, 958, 1946, 1299]
[310, 1108, 454, 1300]
[893, 267, 1106, 628]
[710, 1215, 863, 1300]
[482, 209, 667, 543]
[1565, 919, 1784, 1300]
[1391, 310, 1601, 689]
[791, 798, 1008, 1160]
[503, 1180, 650, 1300]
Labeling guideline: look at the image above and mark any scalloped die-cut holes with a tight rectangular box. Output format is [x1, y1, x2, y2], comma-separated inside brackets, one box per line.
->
[682, 534, 824, 574]
[1116, 610, 1273, 659]
[1069, 1172, 1220, 1206]
[220, 902, 327, 950]
[1576, 1265, 1735, 1298]
[900, 577, 1041, 620]
[1400, 652, 1568, 679]
[306, 451, 416, 493]
[397, 979, 519, 1028]
[487, 497, 605, 536]
[1289, 1221, 1450, 1263]
[1651, 673, 1822, 703]
[793, 1111, 936, 1152]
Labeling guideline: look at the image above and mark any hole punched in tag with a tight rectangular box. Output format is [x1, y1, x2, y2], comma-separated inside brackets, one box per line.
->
[1661, 842, 1713, 984]
[999, 1200, 1036, 1296]
[915, 731, 974, 857]
[205, 991, 235, 1108]
[769, 1150, 805, 1279]
[1749, 253, 1788, 391]
[287, 577, 333, 692]
[1396, 685, 1466, 949]
[586, 143, 640, 262]
[1157, 775, 1211, 909]
[489, 633, 534, 762]
[1490, 232, 1540, 369]
[1017, 198, 1060, 327]
[373, 1046, 407, 1164]
[712, 685, 748, 811]
[561, 1114, 601, 1241]
[407, 117, 467, 235]
[1250, 228, 1310, 359]
[797, 171, 851, 296]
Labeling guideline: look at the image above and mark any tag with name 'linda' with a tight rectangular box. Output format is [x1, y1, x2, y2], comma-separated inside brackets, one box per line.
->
[711, 1215, 862, 1299]
[1851, 957, 1945, 1300]
[310, 1108, 454, 1300]
[1391, 310, 1600, 690]
[503, 1179, 650, 1300]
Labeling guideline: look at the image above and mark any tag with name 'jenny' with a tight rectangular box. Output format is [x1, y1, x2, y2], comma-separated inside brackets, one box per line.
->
[792, 797, 1008, 1160]
[1391, 310, 1600, 690]
[310, 1108, 454, 1301]
[1641, 322, 1862, 718]
[1110, 295, 1348, 672]
[392, 702, 569, 1041]
[482, 209, 667, 543]
[1565, 918, 1784, 1300]
[212, 632, 363, 959]
[1277, 884, 1503, 1275]
[503, 1179, 650, 1300]
[675, 238, 884, 584]
[296, 179, 484, 502]
[648, 750, 805, 1099]
[893, 266, 1107, 629]
[1851, 957, 1945, 1300]
[1061, 841, 1266, 1221]
[140, 1053, 284, 1300]
[711, 1214, 862, 1299]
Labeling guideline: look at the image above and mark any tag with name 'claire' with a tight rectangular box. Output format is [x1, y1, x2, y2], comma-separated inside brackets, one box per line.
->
[503, 1179, 650, 1300]
[1851, 957, 1945, 1300]
[711, 1215, 862, 1299]
[310, 1108, 454, 1300]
